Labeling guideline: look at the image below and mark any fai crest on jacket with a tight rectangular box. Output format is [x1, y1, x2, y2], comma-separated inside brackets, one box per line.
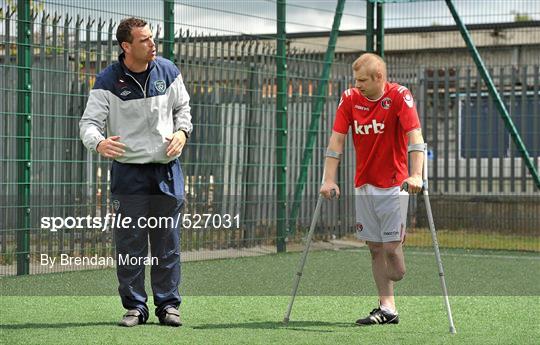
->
[112, 199, 120, 211]
[155, 80, 166, 93]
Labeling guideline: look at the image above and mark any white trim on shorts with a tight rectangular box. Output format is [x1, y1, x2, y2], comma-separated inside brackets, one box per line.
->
[354, 184, 408, 243]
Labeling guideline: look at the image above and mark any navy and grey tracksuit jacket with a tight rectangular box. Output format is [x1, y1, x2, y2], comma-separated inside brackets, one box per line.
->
[80, 54, 192, 163]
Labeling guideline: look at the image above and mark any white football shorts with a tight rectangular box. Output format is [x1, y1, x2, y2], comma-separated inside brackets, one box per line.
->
[354, 184, 408, 243]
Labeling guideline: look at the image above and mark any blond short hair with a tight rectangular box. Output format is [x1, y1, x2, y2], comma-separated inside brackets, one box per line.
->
[352, 53, 387, 80]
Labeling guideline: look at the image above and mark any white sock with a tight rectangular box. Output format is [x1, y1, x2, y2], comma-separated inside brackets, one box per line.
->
[380, 304, 397, 315]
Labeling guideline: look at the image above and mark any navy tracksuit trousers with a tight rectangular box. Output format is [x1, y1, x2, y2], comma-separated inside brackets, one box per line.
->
[110, 159, 184, 323]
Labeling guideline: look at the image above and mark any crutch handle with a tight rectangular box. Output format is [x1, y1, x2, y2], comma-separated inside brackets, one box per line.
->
[320, 188, 337, 199]
[401, 181, 425, 193]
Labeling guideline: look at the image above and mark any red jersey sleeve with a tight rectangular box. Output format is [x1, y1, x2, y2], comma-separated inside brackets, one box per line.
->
[333, 89, 353, 134]
[396, 87, 421, 133]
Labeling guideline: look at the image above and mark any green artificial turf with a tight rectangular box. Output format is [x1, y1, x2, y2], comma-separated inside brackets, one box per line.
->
[1, 248, 539, 344]
[1, 247, 538, 296]
[1, 296, 539, 345]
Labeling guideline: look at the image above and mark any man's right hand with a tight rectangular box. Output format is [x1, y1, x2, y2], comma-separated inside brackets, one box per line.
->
[96, 136, 126, 159]
[320, 181, 340, 200]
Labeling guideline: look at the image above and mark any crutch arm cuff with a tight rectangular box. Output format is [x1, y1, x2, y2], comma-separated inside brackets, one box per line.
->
[408, 143, 426, 153]
[325, 149, 342, 160]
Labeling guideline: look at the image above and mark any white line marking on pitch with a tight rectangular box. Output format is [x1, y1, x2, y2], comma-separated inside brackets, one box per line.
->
[347, 248, 540, 261]
[407, 250, 540, 261]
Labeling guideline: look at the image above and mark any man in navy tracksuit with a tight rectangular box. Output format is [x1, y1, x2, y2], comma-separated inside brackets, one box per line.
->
[79, 17, 192, 327]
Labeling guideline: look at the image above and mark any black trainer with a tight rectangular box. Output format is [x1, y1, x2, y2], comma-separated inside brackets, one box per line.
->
[355, 308, 399, 326]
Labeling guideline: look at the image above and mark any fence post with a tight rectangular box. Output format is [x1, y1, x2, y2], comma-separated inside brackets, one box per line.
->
[16, 0, 32, 275]
[276, 0, 287, 252]
[163, 0, 175, 62]
[366, 0, 375, 52]
[376, 1, 384, 58]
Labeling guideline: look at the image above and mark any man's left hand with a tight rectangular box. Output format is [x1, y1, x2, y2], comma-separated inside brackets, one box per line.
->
[402, 175, 423, 194]
[166, 130, 187, 157]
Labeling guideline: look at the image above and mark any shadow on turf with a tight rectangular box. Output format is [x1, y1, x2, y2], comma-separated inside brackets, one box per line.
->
[193, 321, 354, 333]
[0, 322, 113, 330]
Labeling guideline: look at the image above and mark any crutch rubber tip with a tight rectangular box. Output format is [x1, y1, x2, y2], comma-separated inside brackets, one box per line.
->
[283, 317, 289, 325]
[450, 326, 456, 334]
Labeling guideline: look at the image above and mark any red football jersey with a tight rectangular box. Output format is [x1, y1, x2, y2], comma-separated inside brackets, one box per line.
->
[333, 82, 421, 188]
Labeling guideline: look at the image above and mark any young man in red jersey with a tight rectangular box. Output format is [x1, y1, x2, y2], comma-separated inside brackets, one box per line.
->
[320, 53, 424, 326]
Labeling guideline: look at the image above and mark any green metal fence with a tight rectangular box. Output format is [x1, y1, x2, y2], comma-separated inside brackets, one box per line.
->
[1, 0, 539, 276]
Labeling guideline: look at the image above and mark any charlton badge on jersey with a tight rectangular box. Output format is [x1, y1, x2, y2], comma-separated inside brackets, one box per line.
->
[381, 97, 392, 109]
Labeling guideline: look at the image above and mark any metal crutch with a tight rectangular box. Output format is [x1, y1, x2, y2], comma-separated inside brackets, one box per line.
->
[283, 189, 335, 325]
[404, 143, 456, 334]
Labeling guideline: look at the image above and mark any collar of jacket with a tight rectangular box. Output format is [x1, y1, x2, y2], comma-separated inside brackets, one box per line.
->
[117, 52, 156, 76]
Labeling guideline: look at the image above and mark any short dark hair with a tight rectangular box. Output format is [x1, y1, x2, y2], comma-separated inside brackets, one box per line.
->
[116, 17, 148, 51]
